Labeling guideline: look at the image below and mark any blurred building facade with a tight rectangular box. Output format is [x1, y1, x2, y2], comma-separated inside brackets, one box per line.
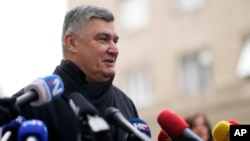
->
[69, 0, 250, 140]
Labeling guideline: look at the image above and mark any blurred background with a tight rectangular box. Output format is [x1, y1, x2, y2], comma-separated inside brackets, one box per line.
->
[1, 0, 250, 140]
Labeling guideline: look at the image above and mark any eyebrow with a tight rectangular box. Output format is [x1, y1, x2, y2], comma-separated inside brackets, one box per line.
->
[95, 32, 119, 41]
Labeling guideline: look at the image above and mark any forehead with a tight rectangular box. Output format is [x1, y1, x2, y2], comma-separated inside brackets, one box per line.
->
[83, 18, 118, 36]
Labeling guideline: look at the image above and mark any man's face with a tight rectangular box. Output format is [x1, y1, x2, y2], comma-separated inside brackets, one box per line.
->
[73, 18, 119, 83]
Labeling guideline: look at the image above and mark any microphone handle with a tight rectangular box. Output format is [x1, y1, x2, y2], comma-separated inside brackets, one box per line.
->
[181, 128, 203, 141]
[16, 91, 38, 106]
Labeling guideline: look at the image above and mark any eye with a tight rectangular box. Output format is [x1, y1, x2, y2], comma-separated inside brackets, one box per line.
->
[98, 35, 109, 42]
[100, 37, 108, 41]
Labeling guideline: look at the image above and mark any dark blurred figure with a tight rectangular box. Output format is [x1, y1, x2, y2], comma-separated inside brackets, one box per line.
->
[185, 112, 214, 141]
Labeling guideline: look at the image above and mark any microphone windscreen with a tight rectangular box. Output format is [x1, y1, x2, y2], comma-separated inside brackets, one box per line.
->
[2, 116, 25, 134]
[158, 130, 172, 141]
[157, 109, 189, 139]
[18, 119, 48, 141]
[22, 74, 64, 106]
[229, 119, 240, 125]
[212, 120, 230, 141]
[129, 118, 151, 137]
[69, 92, 100, 117]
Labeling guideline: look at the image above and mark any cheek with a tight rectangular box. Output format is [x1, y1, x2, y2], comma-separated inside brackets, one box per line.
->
[80, 46, 107, 65]
[204, 127, 209, 133]
[79, 47, 100, 60]
[192, 128, 200, 134]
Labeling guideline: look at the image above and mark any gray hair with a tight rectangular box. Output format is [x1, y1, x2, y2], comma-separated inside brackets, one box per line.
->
[61, 4, 115, 58]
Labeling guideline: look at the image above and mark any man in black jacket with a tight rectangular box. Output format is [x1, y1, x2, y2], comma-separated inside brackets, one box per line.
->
[0, 4, 139, 141]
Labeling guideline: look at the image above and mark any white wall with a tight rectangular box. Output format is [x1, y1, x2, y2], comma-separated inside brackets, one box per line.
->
[0, 0, 67, 97]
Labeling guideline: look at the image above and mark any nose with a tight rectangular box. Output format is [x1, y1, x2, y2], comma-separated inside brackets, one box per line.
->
[107, 43, 119, 56]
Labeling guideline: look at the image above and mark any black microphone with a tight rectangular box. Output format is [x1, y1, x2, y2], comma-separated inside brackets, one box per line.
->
[16, 74, 64, 107]
[104, 107, 151, 141]
[69, 92, 113, 141]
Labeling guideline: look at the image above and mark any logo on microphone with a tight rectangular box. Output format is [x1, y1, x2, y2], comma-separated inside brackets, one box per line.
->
[43, 75, 64, 97]
[132, 123, 150, 132]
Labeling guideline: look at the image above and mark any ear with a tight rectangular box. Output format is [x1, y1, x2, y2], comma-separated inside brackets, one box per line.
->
[64, 33, 77, 53]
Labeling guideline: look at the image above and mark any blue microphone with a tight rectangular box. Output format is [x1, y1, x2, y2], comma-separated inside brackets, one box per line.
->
[1, 116, 25, 141]
[127, 118, 151, 141]
[16, 74, 64, 107]
[17, 119, 48, 141]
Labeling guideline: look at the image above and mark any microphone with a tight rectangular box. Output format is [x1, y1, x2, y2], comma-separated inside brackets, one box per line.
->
[229, 119, 240, 125]
[1, 116, 25, 141]
[212, 120, 230, 141]
[126, 118, 151, 141]
[69, 92, 112, 141]
[17, 119, 48, 141]
[16, 74, 64, 107]
[157, 130, 173, 141]
[104, 107, 151, 141]
[157, 109, 203, 141]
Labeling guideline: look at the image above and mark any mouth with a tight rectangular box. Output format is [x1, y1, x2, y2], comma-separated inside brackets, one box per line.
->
[104, 59, 114, 63]
[104, 59, 115, 66]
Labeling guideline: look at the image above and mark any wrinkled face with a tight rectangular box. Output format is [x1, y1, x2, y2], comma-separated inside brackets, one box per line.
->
[191, 116, 210, 141]
[68, 18, 119, 83]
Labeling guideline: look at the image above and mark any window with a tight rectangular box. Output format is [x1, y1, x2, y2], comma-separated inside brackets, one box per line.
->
[119, 0, 150, 32]
[237, 37, 250, 78]
[172, 0, 206, 13]
[179, 50, 212, 94]
[125, 68, 153, 107]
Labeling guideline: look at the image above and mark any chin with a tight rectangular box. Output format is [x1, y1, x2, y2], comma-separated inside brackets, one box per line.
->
[106, 72, 115, 77]
[104, 71, 115, 77]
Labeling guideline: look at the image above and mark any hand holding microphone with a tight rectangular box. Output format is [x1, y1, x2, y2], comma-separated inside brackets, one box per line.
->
[0, 74, 64, 126]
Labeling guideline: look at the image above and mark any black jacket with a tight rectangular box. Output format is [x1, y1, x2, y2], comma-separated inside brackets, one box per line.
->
[14, 60, 139, 141]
